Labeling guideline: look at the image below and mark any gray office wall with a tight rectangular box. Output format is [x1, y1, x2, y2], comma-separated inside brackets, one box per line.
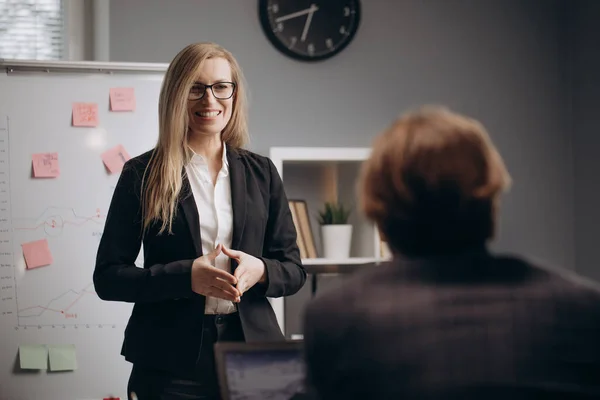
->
[570, 0, 600, 281]
[109, 0, 575, 271]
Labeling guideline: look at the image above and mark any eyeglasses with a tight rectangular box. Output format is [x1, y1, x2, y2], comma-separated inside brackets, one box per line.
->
[188, 82, 236, 100]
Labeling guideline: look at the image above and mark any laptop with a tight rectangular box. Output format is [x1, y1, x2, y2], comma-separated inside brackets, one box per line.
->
[214, 340, 309, 400]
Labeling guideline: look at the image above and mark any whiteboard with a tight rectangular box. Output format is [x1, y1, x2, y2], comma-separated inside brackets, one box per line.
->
[0, 60, 284, 400]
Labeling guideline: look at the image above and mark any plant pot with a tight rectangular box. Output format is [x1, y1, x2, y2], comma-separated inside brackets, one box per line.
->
[321, 224, 353, 260]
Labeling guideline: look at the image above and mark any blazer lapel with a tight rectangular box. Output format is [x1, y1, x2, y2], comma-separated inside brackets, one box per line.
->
[179, 172, 203, 257]
[228, 147, 247, 250]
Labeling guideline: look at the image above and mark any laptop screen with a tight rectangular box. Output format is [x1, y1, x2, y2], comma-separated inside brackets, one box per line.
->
[216, 341, 307, 400]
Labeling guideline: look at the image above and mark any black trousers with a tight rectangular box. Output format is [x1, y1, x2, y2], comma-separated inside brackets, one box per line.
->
[127, 313, 245, 400]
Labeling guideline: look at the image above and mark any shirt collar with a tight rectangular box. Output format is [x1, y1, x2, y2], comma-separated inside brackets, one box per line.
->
[188, 144, 229, 176]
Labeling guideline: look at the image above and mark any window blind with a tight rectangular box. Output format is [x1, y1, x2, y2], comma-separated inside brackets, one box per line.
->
[0, 0, 64, 60]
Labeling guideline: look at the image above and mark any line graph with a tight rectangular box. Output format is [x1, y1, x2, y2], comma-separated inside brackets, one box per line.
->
[12, 206, 105, 237]
[18, 282, 96, 318]
[10, 203, 135, 329]
[15, 280, 132, 328]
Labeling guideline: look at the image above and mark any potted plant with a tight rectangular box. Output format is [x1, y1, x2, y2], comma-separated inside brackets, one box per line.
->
[317, 201, 352, 259]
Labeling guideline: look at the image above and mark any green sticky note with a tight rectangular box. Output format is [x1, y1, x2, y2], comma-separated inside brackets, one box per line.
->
[19, 345, 48, 369]
[48, 344, 77, 371]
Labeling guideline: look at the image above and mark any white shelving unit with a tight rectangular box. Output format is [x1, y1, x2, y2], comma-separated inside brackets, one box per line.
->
[301, 257, 380, 265]
[268, 147, 390, 335]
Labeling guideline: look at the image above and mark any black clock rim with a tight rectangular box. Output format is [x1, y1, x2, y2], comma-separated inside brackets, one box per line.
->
[258, 0, 361, 62]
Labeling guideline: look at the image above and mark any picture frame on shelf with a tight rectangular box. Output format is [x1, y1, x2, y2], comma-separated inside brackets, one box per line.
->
[288, 199, 318, 259]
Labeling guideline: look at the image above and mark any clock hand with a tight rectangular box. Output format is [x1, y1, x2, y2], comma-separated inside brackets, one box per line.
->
[301, 8, 316, 42]
[275, 4, 318, 23]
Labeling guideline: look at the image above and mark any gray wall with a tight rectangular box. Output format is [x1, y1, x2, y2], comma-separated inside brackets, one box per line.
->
[110, 0, 575, 271]
[571, 0, 600, 281]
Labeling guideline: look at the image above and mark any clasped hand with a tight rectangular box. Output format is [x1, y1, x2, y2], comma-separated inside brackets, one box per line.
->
[191, 244, 266, 302]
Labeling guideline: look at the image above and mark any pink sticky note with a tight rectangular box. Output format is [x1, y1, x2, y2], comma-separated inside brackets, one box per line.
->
[110, 88, 136, 111]
[101, 144, 131, 174]
[31, 152, 59, 178]
[21, 239, 53, 269]
[72, 103, 98, 127]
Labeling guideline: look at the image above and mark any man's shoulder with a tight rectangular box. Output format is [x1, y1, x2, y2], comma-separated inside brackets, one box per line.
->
[510, 253, 600, 302]
[305, 254, 600, 317]
[304, 262, 397, 319]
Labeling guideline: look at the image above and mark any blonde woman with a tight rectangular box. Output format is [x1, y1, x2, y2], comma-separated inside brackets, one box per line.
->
[94, 43, 306, 399]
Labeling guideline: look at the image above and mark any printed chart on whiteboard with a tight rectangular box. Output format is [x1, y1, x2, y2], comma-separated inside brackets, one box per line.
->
[0, 112, 142, 331]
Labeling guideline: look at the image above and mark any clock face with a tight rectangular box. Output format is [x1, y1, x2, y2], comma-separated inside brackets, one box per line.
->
[259, 0, 361, 62]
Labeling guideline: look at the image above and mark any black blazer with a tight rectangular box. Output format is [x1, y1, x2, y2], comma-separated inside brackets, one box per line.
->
[303, 248, 600, 399]
[94, 146, 306, 376]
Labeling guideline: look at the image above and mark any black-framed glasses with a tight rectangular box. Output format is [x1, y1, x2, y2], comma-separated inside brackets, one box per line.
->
[188, 82, 236, 100]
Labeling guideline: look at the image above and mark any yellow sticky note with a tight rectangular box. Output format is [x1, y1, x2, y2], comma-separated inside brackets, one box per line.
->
[19, 345, 48, 369]
[48, 344, 77, 371]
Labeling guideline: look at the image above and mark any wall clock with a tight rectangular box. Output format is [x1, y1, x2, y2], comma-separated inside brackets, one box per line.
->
[258, 0, 361, 62]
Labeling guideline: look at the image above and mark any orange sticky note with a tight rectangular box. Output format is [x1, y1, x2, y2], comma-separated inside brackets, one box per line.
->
[110, 88, 136, 111]
[21, 239, 53, 269]
[101, 144, 131, 174]
[31, 153, 59, 178]
[72, 103, 98, 127]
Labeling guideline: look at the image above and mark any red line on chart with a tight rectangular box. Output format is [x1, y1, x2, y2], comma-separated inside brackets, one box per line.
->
[13, 214, 104, 231]
[62, 290, 89, 312]
[18, 305, 63, 314]
[18, 283, 97, 318]
[12, 206, 105, 235]
[14, 206, 101, 223]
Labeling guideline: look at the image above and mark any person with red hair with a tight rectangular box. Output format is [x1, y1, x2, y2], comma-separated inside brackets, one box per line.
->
[303, 106, 600, 399]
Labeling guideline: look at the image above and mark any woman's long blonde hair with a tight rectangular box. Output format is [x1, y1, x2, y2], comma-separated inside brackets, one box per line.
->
[142, 42, 249, 234]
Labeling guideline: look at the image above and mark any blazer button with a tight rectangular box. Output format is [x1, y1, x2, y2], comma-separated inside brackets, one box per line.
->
[215, 315, 224, 324]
